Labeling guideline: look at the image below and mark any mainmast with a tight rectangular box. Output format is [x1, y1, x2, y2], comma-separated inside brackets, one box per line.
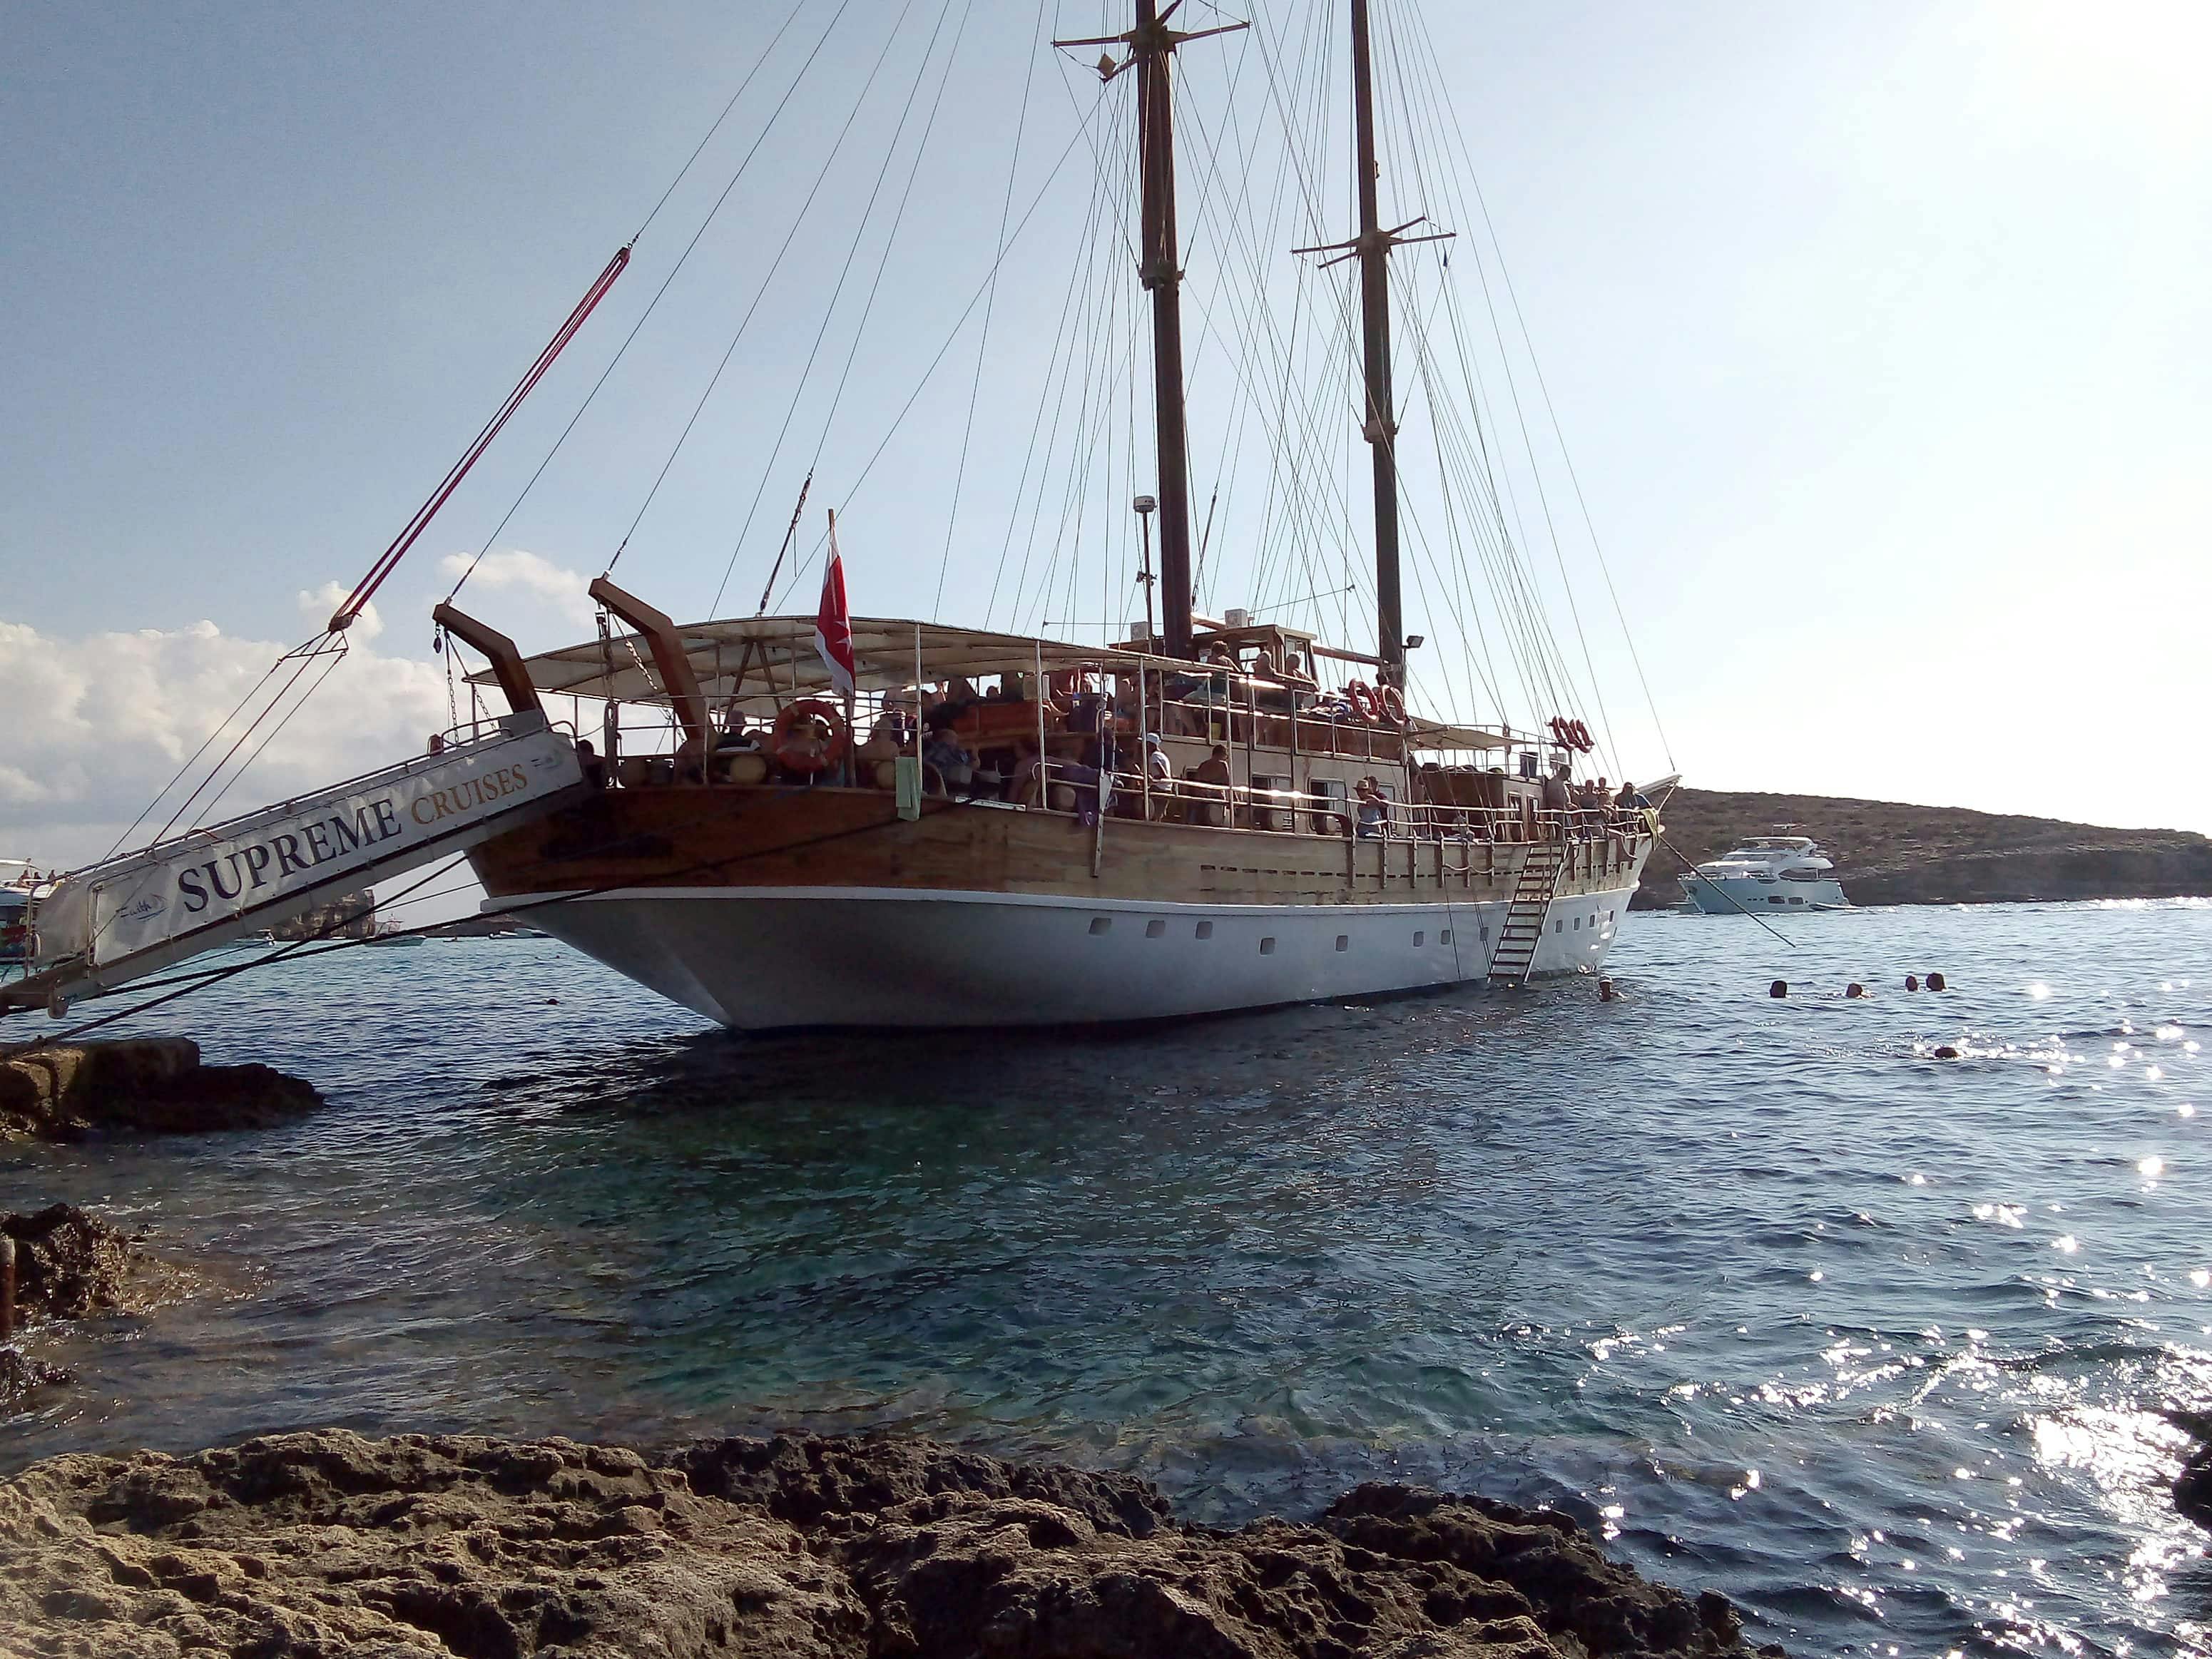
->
[1056, 3, 1245, 660]
[1298, 1, 1452, 688]
[1350, 0, 1400, 688]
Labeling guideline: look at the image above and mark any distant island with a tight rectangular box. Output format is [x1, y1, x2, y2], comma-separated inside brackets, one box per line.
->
[1636, 788, 2212, 909]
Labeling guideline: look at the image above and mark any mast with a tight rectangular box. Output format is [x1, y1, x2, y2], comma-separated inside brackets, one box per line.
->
[1296, 2, 1452, 688]
[1350, 0, 1401, 688]
[1054, 4, 1245, 661]
[1136, 0, 1195, 660]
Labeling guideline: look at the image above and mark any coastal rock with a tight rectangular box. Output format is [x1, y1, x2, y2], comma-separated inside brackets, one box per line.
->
[0, 1428, 1782, 1658]
[3, 1204, 146, 1324]
[0, 1038, 319, 1141]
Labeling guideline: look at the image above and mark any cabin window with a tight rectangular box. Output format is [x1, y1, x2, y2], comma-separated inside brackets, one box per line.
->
[1259, 936, 1277, 954]
[1196, 920, 1213, 939]
[1145, 919, 1166, 938]
[1089, 917, 1111, 934]
[1309, 777, 1349, 834]
[1335, 934, 1349, 951]
[1413, 931, 1425, 946]
[1439, 929, 1452, 945]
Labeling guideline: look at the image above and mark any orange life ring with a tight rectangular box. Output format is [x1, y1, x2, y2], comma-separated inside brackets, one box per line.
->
[1549, 715, 1593, 754]
[772, 698, 850, 774]
[1345, 680, 1380, 721]
[1378, 684, 1407, 725]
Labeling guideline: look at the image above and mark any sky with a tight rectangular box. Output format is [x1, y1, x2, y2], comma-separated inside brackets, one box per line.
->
[4, 0, 2208, 889]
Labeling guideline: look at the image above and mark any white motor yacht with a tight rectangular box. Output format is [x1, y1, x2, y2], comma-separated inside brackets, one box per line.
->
[1680, 834, 1850, 914]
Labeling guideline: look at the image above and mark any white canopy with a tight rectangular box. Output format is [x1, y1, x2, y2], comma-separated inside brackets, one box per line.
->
[472, 615, 1508, 750]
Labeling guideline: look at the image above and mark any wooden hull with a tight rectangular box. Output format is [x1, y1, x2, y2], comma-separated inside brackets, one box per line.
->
[467, 786, 1651, 1028]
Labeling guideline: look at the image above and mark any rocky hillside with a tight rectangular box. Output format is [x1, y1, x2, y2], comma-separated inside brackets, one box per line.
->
[1634, 788, 2212, 909]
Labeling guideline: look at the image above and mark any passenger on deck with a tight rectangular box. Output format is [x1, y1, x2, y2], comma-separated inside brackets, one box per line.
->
[425, 732, 446, 755]
[1616, 780, 1651, 811]
[1144, 732, 1173, 786]
[1541, 763, 1574, 820]
[574, 739, 608, 790]
[673, 732, 708, 784]
[715, 716, 760, 752]
[1253, 645, 1280, 681]
[1355, 777, 1388, 839]
[923, 725, 976, 797]
[1186, 742, 1233, 827]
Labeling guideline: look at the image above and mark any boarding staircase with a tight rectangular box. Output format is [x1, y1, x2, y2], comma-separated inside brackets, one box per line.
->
[1485, 840, 1569, 986]
[0, 712, 582, 1018]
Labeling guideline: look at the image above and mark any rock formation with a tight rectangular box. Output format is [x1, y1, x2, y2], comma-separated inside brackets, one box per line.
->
[0, 1038, 319, 1141]
[1635, 787, 2212, 909]
[0, 1428, 1783, 1658]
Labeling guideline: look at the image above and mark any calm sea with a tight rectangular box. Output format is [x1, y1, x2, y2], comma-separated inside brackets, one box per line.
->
[4, 899, 2209, 1655]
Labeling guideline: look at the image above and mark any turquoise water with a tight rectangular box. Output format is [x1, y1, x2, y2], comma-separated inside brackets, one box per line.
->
[4, 900, 2210, 1655]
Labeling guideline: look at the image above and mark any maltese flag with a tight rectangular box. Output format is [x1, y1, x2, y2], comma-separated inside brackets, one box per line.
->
[813, 511, 857, 698]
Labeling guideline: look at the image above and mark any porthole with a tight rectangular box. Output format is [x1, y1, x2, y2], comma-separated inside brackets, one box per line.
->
[1259, 936, 1277, 954]
[1555, 919, 1564, 934]
[1335, 934, 1349, 951]
[1440, 929, 1452, 945]
[1413, 931, 1425, 946]
[1196, 921, 1214, 939]
[1145, 919, 1166, 938]
[1089, 917, 1111, 935]
[1573, 916, 1581, 930]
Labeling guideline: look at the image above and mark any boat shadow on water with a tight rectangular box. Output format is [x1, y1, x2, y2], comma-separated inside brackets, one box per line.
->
[484, 977, 1595, 1128]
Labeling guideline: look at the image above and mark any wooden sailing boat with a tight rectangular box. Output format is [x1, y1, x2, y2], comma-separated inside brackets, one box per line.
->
[445, 0, 1661, 1029]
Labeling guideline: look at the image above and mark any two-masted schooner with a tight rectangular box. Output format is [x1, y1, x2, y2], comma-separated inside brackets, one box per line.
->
[6, 1, 1666, 1031]
[443, 0, 1663, 1029]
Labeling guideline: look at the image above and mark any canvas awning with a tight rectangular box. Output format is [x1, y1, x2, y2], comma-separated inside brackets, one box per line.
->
[470, 615, 1512, 749]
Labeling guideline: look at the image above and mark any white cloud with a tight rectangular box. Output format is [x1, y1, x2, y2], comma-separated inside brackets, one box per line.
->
[0, 615, 449, 872]
[437, 549, 596, 629]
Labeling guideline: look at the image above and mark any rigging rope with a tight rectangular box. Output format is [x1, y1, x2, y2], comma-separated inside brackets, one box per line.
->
[449, 0, 851, 605]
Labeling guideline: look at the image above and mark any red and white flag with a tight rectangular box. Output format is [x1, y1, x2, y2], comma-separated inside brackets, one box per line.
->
[814, 511, 856, 698]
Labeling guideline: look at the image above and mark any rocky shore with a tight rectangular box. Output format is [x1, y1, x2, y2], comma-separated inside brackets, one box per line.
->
[0, 1038, 319, 1142]
[1634, 787, 2212, 909]
[0, 1427, 1778, 1658]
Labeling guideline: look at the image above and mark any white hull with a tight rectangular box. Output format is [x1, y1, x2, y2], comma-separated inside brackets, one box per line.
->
[489, 884, 1640, 1030]
[1680, 875, 1849, 914]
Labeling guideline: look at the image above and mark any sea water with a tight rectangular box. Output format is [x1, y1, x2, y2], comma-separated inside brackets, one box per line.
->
[4, 899, 2209, 1655]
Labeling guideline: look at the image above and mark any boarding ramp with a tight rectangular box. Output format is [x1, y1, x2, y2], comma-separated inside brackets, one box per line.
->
[1, 712, 583, 1016]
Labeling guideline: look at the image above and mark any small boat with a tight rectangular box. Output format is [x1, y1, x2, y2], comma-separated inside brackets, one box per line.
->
[1680, 834, 1850, 914]
[366, 931, 425, 948]
[0, 862, 45, 966]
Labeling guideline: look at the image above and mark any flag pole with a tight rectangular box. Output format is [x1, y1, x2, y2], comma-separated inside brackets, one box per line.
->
[827, 509, 855, 787]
